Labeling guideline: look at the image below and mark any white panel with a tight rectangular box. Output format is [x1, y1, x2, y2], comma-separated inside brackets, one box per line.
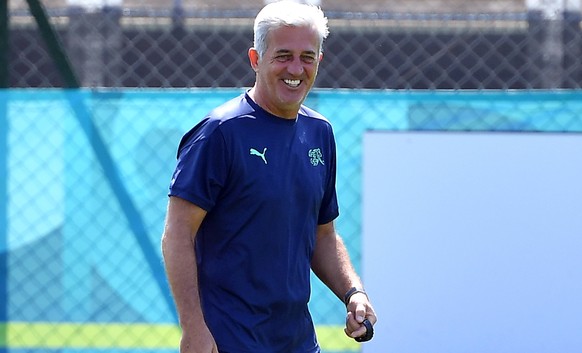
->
[362, 132, 582, 353]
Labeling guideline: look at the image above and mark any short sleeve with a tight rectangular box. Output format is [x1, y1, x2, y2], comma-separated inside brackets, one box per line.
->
[168, 122, 229, 211]
[317, 126, 339, 224]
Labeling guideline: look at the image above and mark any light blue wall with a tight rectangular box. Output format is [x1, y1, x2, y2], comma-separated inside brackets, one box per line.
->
[1, 89, 582, 350]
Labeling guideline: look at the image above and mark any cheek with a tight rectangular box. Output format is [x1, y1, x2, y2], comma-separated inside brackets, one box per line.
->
[304, 64, 318, 78]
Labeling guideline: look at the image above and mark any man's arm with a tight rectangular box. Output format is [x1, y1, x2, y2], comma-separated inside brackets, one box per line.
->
[161, 196, 218, 353]
[311, 221, 377, 340]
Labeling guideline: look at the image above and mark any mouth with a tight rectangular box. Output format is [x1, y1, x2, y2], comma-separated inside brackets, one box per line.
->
[283, 79, 302, 88]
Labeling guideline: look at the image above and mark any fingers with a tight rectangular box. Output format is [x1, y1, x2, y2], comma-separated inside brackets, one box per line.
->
[344, 311, 368, 339]
[344, 300, 377, 341]
[355, 319, 374, 342]
[365, 310, 378, 326]
[350, 299, 377, 326]
[354, 302, 367, 323]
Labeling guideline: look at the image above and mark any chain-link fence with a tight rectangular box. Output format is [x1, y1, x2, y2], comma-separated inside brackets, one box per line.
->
[2, 0, 582, 352]
[5, 0, 582, 89]
[3, 89, 582, 352]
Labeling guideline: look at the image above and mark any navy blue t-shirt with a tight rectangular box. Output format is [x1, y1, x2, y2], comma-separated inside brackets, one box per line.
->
[169, 93, 339, 353]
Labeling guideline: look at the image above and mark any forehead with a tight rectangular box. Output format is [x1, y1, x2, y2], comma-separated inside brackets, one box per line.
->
[266, 25, 320, 53]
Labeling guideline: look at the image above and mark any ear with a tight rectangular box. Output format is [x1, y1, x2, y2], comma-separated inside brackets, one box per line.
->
[319, 52, 324, 62]
[248, 48, 260, 72]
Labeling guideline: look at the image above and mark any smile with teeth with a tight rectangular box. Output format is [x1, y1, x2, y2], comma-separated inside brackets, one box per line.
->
[284, 79, 301, 87]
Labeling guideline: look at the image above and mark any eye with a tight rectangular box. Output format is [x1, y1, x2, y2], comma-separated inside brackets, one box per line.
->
[274, 54, 292, 62]
[301, 55, 316, 64]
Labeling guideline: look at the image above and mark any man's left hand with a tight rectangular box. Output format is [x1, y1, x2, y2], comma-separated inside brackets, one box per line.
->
[344, 292, 377, 341]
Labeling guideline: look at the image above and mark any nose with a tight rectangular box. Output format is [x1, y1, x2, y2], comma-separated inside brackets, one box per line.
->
[287, 56, 304, 76]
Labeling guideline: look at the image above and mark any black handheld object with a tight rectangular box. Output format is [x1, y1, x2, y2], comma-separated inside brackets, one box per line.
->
[355, 318, 374, 342]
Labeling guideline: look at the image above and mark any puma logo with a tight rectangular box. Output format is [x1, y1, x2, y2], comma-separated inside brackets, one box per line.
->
[250, 147, 268, 164]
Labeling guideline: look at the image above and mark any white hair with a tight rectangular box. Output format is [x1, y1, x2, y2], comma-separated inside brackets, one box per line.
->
[253, 0, 330, 59]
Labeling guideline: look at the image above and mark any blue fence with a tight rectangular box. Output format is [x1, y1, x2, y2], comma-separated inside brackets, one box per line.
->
[1, 89, 582, 352]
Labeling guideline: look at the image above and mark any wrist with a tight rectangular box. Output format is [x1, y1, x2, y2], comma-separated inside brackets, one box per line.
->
[343, 286, 368, 306]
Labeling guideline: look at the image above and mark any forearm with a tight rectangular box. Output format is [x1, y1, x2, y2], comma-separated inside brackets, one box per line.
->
[312, 223, 378, 340]
[311, 229, 363, 301]
[162, 231, 205, 330]
[161, 197, 217, 352]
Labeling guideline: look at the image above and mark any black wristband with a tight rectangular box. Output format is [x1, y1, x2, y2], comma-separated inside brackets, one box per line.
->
[343, 287, 367, 306]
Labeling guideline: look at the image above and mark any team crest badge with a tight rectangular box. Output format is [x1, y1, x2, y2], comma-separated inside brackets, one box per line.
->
[308, 148, 325, 166]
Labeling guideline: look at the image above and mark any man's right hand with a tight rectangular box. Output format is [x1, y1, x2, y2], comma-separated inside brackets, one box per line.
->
[180, 328, 219, 353]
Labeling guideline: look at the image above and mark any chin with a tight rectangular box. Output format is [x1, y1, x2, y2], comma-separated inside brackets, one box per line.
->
[280, 92, 307, 106]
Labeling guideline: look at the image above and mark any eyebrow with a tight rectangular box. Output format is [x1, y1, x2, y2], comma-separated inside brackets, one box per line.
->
[275, 49, 317, 56]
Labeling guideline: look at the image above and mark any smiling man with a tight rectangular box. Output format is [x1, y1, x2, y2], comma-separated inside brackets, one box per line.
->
[248, 22, 321, 119]
[161, 1, 377, 352]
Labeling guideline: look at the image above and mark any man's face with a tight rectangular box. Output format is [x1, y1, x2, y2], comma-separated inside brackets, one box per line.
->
[249, 25, 322, 119]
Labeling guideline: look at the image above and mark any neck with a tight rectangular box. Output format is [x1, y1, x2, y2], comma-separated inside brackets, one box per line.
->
[248, 87, 298, 120]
